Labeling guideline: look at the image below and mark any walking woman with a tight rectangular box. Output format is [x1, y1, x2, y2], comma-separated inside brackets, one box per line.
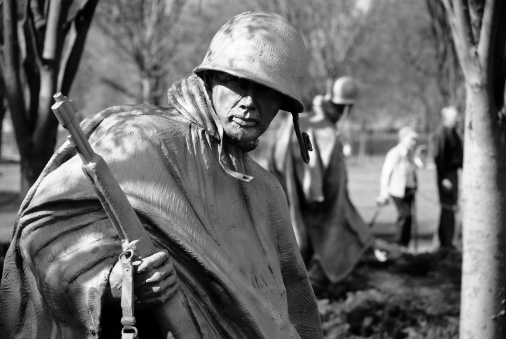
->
[377, 127, 424, 248]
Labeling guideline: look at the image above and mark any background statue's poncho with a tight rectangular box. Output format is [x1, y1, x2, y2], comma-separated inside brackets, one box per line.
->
[0, 75, 323, 338]
[269, 112, 373, 283]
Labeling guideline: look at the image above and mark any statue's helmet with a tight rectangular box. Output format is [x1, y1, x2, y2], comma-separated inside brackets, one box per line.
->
[194, 11, 308, 114]
[329, 76, 359, 105]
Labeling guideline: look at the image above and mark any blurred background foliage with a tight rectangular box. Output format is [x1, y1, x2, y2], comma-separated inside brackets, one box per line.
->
[69, 0, 462, 134]
[1, 0, 464, 171]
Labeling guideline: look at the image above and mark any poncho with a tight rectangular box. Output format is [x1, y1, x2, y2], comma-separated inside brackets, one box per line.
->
[0, 74, 323, 338]
[269, 112, 373, 283]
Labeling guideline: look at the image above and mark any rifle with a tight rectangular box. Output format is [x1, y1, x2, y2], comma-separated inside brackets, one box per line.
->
[51, 93, 200, 339]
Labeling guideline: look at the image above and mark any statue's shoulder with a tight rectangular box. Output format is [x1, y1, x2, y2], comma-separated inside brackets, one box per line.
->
[86, 103, 184, 128]
[84, 104, 190, 142]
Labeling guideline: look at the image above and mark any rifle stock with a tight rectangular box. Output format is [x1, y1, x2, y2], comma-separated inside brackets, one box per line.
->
[51, 93, 201, 339]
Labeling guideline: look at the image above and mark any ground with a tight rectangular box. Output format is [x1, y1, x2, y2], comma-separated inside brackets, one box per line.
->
[0, 156, 461, 338]
[316, 157, 461, 338]
[317, 246, 460, 338]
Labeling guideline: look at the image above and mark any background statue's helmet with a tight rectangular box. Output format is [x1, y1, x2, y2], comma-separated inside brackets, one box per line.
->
[193, 11, 308, 113]
[329, 76, 359, 105]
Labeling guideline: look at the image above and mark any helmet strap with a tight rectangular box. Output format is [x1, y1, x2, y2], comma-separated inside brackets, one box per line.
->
[336, 104, 352, 125]
[291, 112, 312, 164]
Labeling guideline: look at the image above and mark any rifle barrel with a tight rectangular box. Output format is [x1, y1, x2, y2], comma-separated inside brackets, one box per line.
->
[52, 93, 94, 162]
[51, 93, 201, 339]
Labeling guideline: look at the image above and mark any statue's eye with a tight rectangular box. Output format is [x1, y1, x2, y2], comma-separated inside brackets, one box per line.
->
[222, 74, 239, 84]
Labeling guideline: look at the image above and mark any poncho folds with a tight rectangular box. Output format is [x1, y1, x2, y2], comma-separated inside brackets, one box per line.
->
[0, 74, 323, 339]
[269, 113, 373, 283]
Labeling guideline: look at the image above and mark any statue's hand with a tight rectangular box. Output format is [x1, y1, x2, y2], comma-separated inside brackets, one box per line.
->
[106, 249, 179, 310]
[133, 250, 179, 309]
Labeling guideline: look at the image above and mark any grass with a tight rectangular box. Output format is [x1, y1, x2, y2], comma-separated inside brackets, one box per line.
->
[0, 154, 458, 246]
[252, 153, 458, 252]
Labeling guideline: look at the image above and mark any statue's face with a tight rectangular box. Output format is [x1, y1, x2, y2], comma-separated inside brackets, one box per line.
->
[210, 72, 283, 152]
[322, 101, 348, 124]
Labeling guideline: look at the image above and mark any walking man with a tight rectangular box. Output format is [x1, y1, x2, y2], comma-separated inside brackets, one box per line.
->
[433, 105, 463, 249]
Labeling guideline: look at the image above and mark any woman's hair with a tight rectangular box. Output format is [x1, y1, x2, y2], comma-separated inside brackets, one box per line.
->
[398, 126, 418, 142]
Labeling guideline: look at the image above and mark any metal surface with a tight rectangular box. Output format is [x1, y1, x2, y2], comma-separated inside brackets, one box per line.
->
[51, 93, 201, 339]
[194, 11, 308, 113]
[329, 76, 359, 105]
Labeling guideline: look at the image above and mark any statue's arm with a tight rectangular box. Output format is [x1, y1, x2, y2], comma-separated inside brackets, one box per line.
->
[273, 196, 324, 339]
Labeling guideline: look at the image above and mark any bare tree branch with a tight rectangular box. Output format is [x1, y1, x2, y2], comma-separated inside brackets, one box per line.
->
[59, 0, 99, 95]
[2, 0, 29, 139]
[100, 76, 144, 102]
[95, 0, 187, 104]
[468, 0, 485, 43]
[442, 0, 476, 79]
[454, 0, 477, 50]
[42, 0, 63, 61]
[1, 0, 100, 192]
[22, 0, 42, 122]
[477, 0, 499, 81]
[29, 0, 46, 30]
[426, 0, 463, 105]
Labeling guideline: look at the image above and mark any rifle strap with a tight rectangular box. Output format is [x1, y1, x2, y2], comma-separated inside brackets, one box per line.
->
[119, 248, 139, 339]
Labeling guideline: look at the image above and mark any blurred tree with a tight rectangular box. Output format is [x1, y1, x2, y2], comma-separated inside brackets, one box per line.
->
[166, 0, 245, 83]
[426, 0, 464, 107]
[441, 1, 506, 338]
[363, 0, 463, 134]
[388, 0, 442, 132]
[1, 0, 99, 195]
[254, 0, 456, 134]
[75, 0, 251, 116]
[0, 66, 5, 158]
[254, 0, 374, 107]
[94, 0, 187, 105]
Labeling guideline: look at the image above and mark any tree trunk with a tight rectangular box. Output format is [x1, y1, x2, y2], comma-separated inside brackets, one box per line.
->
[142, 76, 151, 104]
[2, 0, 31, 182]
[20, 68, 59, 195]
[0, 100, 4, 160]
[0, 65, 5, 159]
[460, 82, 506, 338]
[2, 0, 98, 196]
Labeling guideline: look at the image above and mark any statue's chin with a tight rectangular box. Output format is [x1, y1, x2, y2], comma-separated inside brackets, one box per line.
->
[224, 135, 258, 152]
[237, 139, 259, 152]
